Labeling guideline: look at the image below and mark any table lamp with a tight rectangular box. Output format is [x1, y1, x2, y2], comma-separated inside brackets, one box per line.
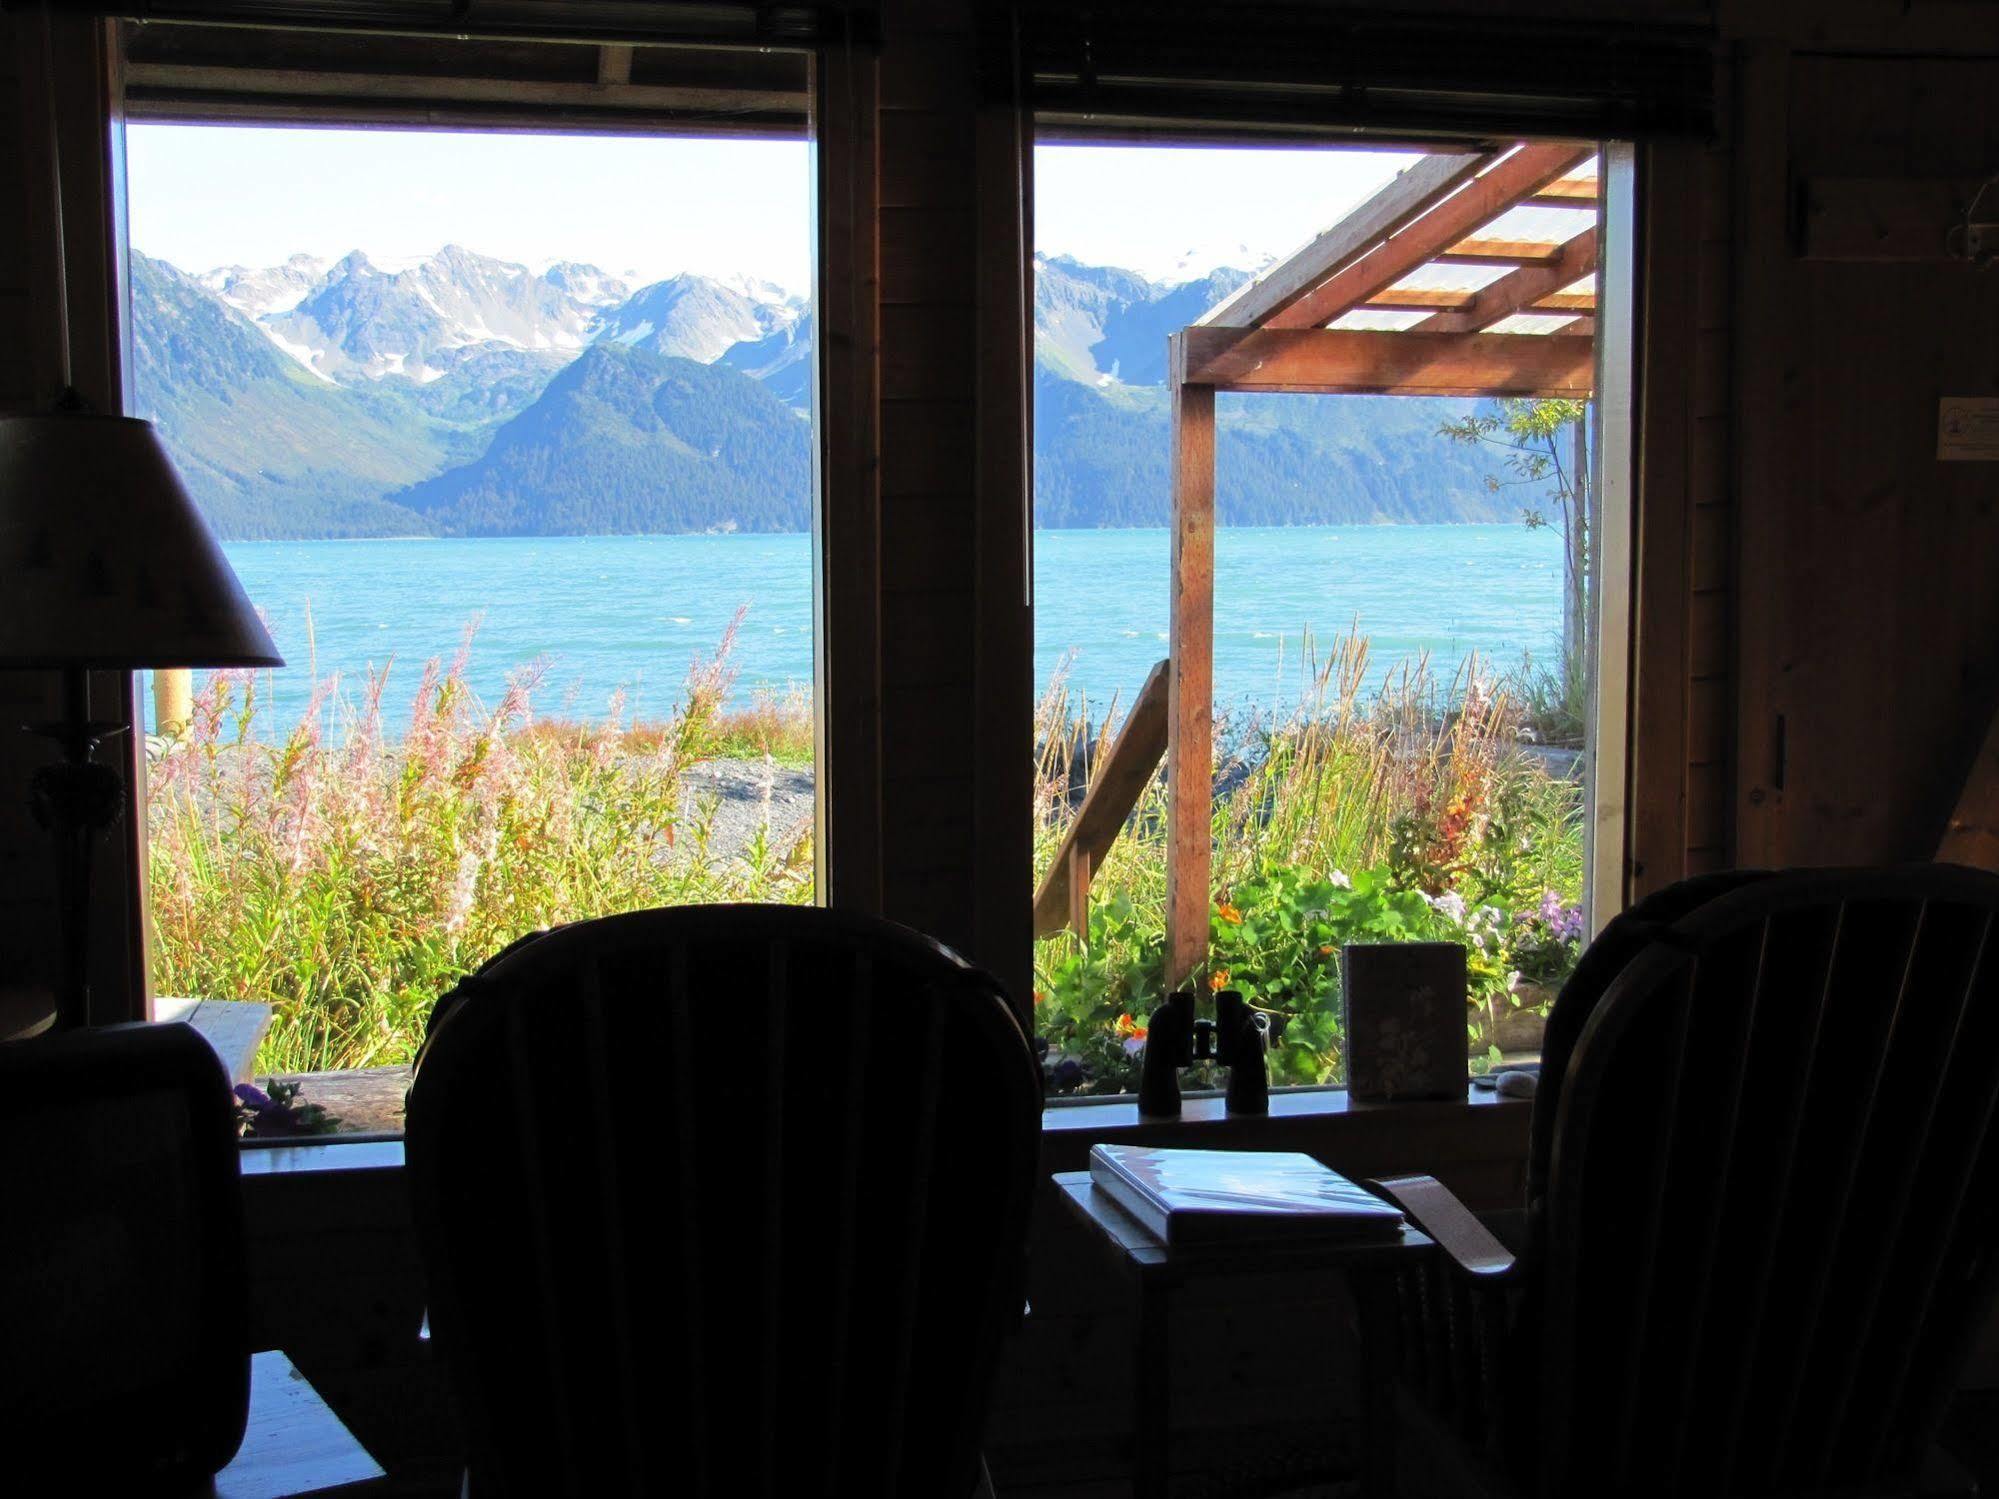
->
[0, 397, 282, 1032]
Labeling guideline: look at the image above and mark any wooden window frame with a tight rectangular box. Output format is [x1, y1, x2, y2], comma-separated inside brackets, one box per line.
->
[91, 25, 854, 1041]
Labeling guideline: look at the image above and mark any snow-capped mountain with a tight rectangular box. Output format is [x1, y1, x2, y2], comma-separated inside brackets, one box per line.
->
[206, 246, 804, 386]
[199, 253, 332, 319]
[594, 272, 799, 365]
[255, 245, 628, 382]
[717, 310, 814, 409]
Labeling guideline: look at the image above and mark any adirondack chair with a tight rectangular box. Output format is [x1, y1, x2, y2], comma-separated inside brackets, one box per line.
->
[1370, 865, 1999, 1498]
[406, 905, 1041, 1499]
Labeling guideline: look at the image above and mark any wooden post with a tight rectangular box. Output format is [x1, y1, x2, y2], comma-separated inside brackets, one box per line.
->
[1066, 846, 1090, 946]
[153, 668, 192, 737]
[1165, 363, 1215, 993]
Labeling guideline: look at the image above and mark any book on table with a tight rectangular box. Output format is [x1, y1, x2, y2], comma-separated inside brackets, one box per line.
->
[1087, 1144, 1405, 1248]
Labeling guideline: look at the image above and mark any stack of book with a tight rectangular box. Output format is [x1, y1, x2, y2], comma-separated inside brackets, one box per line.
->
[1088, 1144, 1406, 1248]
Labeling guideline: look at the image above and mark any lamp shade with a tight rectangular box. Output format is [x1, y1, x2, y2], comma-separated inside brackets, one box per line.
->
[0, 412, 282, 670]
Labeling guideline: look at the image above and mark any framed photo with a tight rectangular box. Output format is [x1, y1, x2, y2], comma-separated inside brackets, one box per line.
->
[1340, 942, 1468, 1102]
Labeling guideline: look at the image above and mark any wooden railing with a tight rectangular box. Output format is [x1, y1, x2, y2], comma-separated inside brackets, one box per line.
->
[1033, 660, 1169, 940]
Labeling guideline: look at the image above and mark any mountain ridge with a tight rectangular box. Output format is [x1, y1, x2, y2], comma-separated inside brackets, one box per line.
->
[132, 243, 1539, 540]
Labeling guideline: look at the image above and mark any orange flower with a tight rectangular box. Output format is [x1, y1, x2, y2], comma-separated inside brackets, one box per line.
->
[1032, 989, 1046, 1007]
[1217, 902, 1242, 924]
[1113, 1012, 1148, 1040]
[1209, 969, 1230, 991]
[1318, 944, 1334, 958]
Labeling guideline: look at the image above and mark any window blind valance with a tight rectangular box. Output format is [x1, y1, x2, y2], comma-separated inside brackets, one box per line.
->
[1016, 2, 1715, 145]
[92, 1, 829, 134]
[22, 0, 876, 48]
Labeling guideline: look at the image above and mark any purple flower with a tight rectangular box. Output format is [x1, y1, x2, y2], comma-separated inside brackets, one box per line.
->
[234, 1083, 273, 1110]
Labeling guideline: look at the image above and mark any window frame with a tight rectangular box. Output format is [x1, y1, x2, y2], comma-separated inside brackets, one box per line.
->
[1023, 119, 1640, 1105]
[108, 25, 834, 1133]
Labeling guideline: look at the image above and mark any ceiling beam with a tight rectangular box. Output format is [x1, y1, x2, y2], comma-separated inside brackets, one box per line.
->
[1414, 226, 1597, 333]
[1174, 326, 1595, 397]
[1196, 150, 1490, 329]
[1264, 143, 1597, 330]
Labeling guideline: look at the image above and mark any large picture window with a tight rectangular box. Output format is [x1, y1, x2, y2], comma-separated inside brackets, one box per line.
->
[1027, 137, 1624, 1099]
[122, 51, 817, 1135]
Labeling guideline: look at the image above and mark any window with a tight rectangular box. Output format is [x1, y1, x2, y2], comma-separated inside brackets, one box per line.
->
[121, 42, 818, 1136]
[1027, 137, 1626, 1100]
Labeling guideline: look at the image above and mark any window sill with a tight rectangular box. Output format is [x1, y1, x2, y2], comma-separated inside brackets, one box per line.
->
[1042, 1083, 1519, 1132]
[236, 1084, 1526, 1179]
[1037, 1083, 1527, 1174]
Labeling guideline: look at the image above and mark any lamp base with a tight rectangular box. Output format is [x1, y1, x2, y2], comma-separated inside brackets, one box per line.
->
[26, 667, 126, 1032]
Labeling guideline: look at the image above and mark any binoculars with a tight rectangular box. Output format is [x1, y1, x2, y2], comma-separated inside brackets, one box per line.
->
[1137, 988, 1270, 1117]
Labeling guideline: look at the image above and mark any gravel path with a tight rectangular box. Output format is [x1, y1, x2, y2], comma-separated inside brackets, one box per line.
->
[678, 757, 815, 865]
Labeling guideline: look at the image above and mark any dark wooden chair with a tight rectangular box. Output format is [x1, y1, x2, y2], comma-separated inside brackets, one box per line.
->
[1371, 865, 1999, 1498]
[0, 1022, 251, 1494]
[405, 904, 1042, 1499]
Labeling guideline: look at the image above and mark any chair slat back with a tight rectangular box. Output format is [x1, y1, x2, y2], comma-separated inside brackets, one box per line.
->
[406, 905, 1042, 1499]
[1538, 866, 1999, 1498]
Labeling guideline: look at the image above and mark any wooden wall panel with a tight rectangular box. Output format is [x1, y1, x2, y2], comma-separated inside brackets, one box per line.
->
[0, 11, 52, 1020]
[866, 0, 1034, 1010]
[1733, 50, 1999, 868]
[0, 15, 148, 1027]
[1626, 106, 1738, 900]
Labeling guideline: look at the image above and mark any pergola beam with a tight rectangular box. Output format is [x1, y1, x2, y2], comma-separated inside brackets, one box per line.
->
[1435, 238, 1566, 266]
[1524, 175, 1600, 208]
[1196, 151, 1490, 329]
[1358, 288, 1478, 312]
[1264, 143, 1596, 331]
[1414, 226, 1597, 333]
[1175, 327, 1596, 397]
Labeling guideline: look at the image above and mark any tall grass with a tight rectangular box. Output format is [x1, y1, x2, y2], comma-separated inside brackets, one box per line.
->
[148, 617, 1581, 1094]
[147, 621, 812, 1075]
[1032, 631, 1584, 1093]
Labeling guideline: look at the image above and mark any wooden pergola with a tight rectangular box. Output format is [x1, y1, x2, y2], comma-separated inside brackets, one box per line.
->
[1163, 140, 1603, 988]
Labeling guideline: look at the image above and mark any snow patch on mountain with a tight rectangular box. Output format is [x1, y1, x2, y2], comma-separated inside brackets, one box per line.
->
[200, 253, 331, 319]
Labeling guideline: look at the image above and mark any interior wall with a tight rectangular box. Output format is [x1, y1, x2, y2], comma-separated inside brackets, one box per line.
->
[871, 0, 1032, 1006]
[1627, 121, 1739, 898]
[0, 15, 46, 1012]
[1731, 38, 1999, 869]
[0, 11, 146, 1030]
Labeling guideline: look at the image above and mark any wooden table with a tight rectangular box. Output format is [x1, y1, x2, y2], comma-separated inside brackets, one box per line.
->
[204, 1350, 385, 1498]
[1054, 1170, 1432, 1499]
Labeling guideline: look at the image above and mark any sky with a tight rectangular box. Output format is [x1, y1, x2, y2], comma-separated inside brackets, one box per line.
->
[127, 123, 1422, 293]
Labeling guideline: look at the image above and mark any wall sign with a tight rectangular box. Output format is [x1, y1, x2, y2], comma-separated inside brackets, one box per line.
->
[1939, 398, 1999, 461]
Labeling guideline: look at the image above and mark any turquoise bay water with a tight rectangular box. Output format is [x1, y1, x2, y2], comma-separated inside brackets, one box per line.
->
[191, 525, 1561, 730]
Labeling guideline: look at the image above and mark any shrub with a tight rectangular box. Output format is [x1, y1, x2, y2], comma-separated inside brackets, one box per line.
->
[147, 619, 812, 1075]
[1033, 631, 1585, 1096]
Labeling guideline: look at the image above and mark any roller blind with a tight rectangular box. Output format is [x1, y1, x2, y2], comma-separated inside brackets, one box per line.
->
[1017, 1, 1714, 144]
